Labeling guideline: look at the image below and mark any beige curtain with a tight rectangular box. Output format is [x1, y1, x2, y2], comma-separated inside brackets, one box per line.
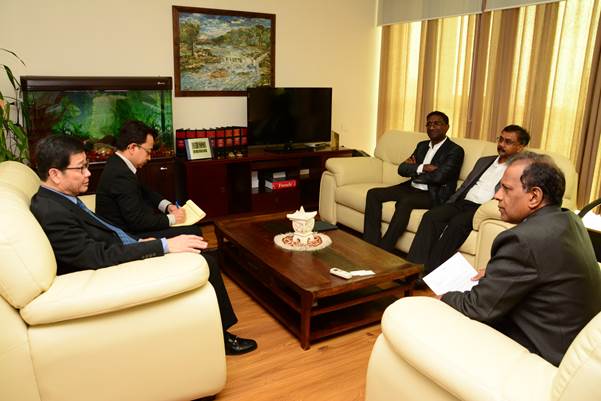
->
[377, 0, 601, 207]
[577, 10, 601, 207]
[377, 16, 475, 138]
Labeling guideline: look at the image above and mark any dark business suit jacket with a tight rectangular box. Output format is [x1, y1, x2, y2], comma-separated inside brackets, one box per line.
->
[442, 205, 601, 366]
[398, 138, 464, 206]
[31, 186, 164, 275]
[95, 155, 170, 234]
[447, 155, 497, 203]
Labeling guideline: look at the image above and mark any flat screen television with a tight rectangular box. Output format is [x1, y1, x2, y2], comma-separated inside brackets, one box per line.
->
[21, 76, 174, 162]
[247, 87, 332, 151]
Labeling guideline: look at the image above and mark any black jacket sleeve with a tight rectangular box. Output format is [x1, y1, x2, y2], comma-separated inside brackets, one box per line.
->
[412, 141, 464, 185]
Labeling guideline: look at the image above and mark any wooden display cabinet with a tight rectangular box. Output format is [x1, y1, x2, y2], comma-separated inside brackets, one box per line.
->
[178, 147, 353, 219]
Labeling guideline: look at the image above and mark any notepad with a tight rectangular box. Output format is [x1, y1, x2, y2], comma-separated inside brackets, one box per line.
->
[173, 200, 206, 227]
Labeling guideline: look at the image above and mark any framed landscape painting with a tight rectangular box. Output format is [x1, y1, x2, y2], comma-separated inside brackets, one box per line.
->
[172, 6, 276, 97]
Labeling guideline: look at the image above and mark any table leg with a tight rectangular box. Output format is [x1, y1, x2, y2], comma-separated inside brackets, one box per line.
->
[299, 294, 314, 350]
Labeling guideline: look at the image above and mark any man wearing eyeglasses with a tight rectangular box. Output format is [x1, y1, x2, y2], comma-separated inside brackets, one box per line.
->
[407, 125, 530, 274]
[95, 120, 195, 239]
[363, 111, 464, 251]
[31, 135, 258, 355]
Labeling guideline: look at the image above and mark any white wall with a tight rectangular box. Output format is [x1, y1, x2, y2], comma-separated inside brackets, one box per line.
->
[0, 0, 380, 152]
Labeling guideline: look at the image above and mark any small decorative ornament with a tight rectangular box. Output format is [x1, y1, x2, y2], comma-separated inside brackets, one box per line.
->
[287, 206, 317, 245]
[274, 206, 332, 251]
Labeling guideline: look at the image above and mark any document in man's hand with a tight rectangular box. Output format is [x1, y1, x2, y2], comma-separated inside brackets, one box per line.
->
[173, 200, 206, 227]
[422, 252, 479, 295]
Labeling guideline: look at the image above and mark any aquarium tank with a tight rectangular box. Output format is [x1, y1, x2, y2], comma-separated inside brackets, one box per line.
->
[21, 76, 174, 162]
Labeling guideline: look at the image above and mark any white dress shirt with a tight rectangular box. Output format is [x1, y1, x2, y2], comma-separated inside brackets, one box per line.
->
[411, 137, 447, 191]
[464, 156, 507, 204]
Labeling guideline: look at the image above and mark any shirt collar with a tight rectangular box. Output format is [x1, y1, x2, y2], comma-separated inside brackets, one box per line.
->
[116, 151, 137, 174]
[41, 184, 78, 204]
[429, 136, 448, 150]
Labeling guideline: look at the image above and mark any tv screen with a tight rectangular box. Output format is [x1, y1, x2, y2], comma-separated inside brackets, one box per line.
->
[247, 87, 332, 148]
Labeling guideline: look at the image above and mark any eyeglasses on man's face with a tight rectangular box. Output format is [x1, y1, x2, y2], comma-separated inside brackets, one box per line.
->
[497, 136, 517, 146]
[64, 161, 90, 174]
[425, 121, 446, 128]
[136, 144, 152, 155]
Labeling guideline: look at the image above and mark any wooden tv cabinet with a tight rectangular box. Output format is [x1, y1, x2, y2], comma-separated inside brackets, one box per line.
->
[177, 147, 353, 219]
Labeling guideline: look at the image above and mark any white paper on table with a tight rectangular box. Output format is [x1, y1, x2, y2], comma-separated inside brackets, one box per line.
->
[422, 252, 479, 295]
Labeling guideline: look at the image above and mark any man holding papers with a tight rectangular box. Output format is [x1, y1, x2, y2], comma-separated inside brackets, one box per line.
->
[440, 152, 601, 366]
[96, 120, 200, 239]
[408, 125, 529, 273]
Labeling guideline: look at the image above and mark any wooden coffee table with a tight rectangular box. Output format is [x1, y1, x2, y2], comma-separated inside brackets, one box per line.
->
[215, 213, 421, 349]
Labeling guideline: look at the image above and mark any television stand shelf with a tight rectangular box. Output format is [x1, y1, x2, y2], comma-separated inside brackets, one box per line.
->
[177, 147, 353, 219]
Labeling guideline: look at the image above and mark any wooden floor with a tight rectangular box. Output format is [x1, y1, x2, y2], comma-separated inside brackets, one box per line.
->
[201, 223, 433, 401]
[218, 274, 380, 401]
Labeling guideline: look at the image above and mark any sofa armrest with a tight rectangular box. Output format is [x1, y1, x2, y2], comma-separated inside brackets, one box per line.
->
[20, 253, 209, 325]
[325, 156, 383, 187]
[380, 297, 555, 401]
[472, 199, 503, 230]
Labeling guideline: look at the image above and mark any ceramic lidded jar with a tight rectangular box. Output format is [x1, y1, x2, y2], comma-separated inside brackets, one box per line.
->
[286, 206, 317, 245]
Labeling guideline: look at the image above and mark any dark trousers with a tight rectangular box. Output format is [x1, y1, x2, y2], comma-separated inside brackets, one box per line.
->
[136, 224, 238, 331]
[407, 199, 480, 273]
[202, 252, 238, 331]
[363, 182, 432, 251]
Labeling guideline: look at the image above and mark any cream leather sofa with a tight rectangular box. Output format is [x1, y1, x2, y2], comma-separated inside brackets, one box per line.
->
[0, 161, 226, 401]
[365, 297, 601, 401]
[319, 131, 578, 268]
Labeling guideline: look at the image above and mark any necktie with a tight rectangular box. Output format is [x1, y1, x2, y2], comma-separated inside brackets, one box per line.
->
[76, 198, 137, 245]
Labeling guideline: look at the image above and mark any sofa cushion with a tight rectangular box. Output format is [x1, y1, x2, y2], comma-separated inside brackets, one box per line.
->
[0, 183, 56, 309]
[336, 183, 389, 213]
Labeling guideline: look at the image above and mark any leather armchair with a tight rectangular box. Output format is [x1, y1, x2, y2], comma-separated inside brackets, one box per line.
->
[365, 297, 601, 401]
[0, 161, 226, 401]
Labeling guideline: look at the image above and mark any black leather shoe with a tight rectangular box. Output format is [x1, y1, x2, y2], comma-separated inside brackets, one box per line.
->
[224, 332, 257, 355]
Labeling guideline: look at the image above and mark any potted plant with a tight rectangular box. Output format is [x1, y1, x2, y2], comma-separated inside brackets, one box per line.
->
[0, 48, 28, 163]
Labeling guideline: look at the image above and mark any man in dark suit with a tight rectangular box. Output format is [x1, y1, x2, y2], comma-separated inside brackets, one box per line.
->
[441, 152, 601, 366]
[408, 125, 530, 273]
[95, 120, 196, 239]
[363, 111, 464, 251]
[30, 135, 257, 355]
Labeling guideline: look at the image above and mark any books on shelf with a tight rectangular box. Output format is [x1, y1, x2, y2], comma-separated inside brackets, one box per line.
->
[265, 178, 297, 190]
[173, 200, 206, 227]
[270, 171, 287, 180]
[251, 170, 259, 189]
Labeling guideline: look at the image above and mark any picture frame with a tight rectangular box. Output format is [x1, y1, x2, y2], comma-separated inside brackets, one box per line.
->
[185, 137, 213, 160]
[172, 6, 276, 97]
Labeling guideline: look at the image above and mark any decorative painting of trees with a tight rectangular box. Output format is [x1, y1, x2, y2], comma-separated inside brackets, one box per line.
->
[172, 6, 275, 96]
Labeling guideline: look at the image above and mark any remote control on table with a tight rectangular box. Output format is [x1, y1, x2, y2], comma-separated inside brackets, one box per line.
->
[329, 267, 353, 279]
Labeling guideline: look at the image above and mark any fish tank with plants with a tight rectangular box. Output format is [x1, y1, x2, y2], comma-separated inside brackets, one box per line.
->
[21, 76, 174, 162]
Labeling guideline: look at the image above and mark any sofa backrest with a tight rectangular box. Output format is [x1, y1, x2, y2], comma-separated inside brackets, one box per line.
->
[552, 311, 601, 401]
[374, 131, 428, 185]
[453, 137, 498, 187]
[0, 162, 56, 309]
